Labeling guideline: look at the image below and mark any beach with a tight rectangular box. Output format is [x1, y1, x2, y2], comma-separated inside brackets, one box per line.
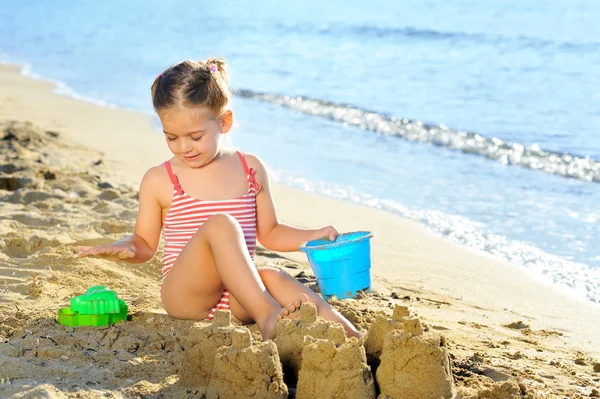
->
[1, 63, 599, 398]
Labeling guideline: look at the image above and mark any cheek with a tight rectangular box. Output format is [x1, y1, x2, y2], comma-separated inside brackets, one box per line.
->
[166, 139, 178, 152]
[198, 135, 220, 148]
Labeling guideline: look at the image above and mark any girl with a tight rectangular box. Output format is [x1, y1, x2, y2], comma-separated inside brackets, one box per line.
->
[78, 58, 362, 340]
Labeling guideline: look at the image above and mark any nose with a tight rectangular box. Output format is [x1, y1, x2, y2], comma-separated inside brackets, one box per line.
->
[178, 139, 193, 154]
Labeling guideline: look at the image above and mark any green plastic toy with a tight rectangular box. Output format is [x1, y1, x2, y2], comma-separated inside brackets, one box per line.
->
[57, 285, 128, 327]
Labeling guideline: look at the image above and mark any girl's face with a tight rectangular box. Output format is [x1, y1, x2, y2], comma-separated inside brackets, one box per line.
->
[158, 106, 232, 167]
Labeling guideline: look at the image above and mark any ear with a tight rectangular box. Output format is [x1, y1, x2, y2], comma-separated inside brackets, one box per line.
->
[220, 110, 233, 134]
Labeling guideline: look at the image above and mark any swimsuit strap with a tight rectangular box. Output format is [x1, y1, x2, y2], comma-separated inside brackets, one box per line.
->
[164, 161, 184, 195]
[236, 151, 261, 192]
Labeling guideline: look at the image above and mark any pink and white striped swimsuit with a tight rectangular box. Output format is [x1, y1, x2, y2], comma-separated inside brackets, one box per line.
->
[161, 151, 261, 320]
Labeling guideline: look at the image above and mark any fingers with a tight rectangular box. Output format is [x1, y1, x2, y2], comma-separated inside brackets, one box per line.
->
[327, 226, 339, 241]
[77, 246, 92, 257]
[77, 245, 134, 260]
[118, 249, 135, 259]
[77, 246, 93, 257]
[81, 246, 114, 257]
[309, 226, 339, 242]
[78, 245, 106, 257]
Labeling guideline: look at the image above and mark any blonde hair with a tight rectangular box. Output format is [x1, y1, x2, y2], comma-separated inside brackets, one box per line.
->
[151, 58, 231, 115]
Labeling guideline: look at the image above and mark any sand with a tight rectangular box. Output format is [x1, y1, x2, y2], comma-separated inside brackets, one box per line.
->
[1, 64, 600, 398]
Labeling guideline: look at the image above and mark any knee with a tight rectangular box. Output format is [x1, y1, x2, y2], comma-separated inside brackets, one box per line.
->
[204, 213, 240, 230]
[258, 267, 288, 284]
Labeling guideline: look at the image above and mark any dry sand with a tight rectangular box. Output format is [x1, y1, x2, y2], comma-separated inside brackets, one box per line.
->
[1, 64, 599, 398]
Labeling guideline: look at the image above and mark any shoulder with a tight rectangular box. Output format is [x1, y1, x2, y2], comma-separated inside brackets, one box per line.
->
[139, 162, 173, 206]
[239, 152, 268, 174]
[141, 162, 171, 187]
[237, 152, 270, 192]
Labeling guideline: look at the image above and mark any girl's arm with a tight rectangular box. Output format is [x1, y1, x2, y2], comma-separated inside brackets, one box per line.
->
[78, 167, 164, 263]
[248, 154, 338, 252]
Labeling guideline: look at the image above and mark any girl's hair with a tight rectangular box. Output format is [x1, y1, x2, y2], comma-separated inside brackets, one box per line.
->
[151, 58, 231, 115]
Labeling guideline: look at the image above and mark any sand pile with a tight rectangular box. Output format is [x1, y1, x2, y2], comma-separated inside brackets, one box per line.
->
[376, 330, 454, 398]
[364, 304, 423, 364]
[275, 301, 348, 375]
[1, 119, 598, 398]
[177, 301, 455, 399]
[461, 379, 538, 399]
[208, 327, 288, 399]
[181, 309, 287, 398]
[297, 335, 375, 399]
[180, 310, 237, 387]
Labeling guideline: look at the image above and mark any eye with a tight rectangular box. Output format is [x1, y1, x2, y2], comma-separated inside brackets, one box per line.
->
[191, 136, 203, 142]
[167, 136, 177, 142]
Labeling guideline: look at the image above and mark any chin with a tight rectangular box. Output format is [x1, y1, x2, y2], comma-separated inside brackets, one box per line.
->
[185, 159, 205, 167]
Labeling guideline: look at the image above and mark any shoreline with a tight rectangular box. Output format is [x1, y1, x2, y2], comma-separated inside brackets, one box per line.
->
[2, 63, 600, 397]
[6, 62, 597, 304]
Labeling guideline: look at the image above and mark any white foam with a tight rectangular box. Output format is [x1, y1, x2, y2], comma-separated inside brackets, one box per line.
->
[272, 169, 600, 304]
[241, 90, 600, 183]
[19, 64, 119, 109]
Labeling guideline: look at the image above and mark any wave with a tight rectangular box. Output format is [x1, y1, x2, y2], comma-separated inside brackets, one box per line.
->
[237, 89, 600, 183]
[273, 171, 600, 304]
[274, 23, 600, 53]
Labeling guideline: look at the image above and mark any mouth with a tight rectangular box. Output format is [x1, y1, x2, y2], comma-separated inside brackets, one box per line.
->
[183, 154, 200, 160]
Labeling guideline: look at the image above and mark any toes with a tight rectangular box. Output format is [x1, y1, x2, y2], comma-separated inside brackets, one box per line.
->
[287, 302, 298, 314]
[278, 294, 313, 321]
[285, 295, 310, 314]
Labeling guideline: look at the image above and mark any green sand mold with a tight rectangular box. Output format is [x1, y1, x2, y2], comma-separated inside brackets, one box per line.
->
[57, 286, 128, 327]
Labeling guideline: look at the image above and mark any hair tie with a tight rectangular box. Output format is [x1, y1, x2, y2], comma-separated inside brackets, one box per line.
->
[210, 65, 218, 73]
[156, 73, 163, 79]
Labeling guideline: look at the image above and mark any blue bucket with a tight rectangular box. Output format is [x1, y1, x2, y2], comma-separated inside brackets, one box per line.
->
[300, 231, 374, 300]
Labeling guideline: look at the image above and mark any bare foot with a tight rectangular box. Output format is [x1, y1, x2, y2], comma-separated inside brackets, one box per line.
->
[258, 294, 310, 341]
[259, 313, 280, 342]
[276, 293, 309, 321]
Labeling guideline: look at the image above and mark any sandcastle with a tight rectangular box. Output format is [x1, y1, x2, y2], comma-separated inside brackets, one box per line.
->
[181, 304, 456, 398]
[180, 310, 238, 386]
[207, 328, 288, 399]
[365, 305, 455, 399]
[181, 310, 288, 398]
[275, 301, 348, 375]
[296, 335, 376, 399]
[377, 330, 456, 399]
[364, 304, 424, 365]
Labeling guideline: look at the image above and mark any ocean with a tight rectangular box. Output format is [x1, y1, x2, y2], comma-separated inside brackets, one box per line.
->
[1, 0, 598, 303]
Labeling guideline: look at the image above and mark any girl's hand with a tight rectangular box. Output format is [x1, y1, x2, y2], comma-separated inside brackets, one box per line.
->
[310, 225, 339, 242]
[77, 244, 135, 261]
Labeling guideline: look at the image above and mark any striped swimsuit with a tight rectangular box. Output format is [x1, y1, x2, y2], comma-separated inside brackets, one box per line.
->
[161, 151, 261, 320]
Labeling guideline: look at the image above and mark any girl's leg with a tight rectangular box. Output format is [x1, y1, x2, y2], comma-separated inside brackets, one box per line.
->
[160, 213, 300, 340]
[251, 267, 364, 338]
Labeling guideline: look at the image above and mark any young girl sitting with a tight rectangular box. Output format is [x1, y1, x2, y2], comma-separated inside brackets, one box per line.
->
[78, 58, 363, 340]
